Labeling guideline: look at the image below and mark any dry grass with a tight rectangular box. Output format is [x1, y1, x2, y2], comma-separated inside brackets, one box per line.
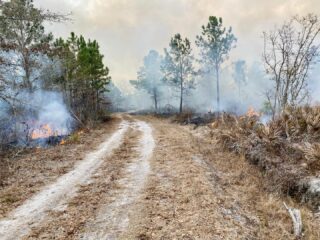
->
[171, 109, 195, 124]
[121, 116, 320, 239]
[210, 106, 320, 209]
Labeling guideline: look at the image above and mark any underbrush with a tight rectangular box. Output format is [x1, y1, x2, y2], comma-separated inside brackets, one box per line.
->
[0, 157, 9, 187]
[170, 109, 219, 126]
[171, 109, 195, 124]
[211, 106, 320, 209]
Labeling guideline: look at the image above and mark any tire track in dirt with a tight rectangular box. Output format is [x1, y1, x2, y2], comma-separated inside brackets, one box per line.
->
[79, 120, 155, 239]
[24, 121, 140, 239]
[121, 117, 295, 239]
[0, 121, 129, 240]
[122, 119, 228, 239]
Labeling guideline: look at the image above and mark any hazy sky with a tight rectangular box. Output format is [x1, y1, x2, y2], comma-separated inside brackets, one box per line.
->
[34, 0, 320, 92]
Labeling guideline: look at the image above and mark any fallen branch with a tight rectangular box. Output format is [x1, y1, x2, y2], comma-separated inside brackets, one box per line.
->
[283, 202, 302, 238]
[68, 109, 90, 131]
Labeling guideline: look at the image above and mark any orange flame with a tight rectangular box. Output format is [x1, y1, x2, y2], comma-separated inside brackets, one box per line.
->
[31, 124, 55, 139]
[60, 139, 66, 145]
[246, 107, 261, 118]
[78, 130, 84, 135]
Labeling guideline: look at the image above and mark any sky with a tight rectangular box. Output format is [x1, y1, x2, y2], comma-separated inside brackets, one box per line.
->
[34, 0, 320, 92]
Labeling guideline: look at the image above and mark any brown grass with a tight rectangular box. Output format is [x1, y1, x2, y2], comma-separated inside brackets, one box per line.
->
[121, 116, 320, 239]
[210, 107, 320, 209]
[171, 109, 195, 124]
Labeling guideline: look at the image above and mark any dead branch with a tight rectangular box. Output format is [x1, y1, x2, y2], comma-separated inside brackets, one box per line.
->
[283, 202, 303, 238]
[68, 109, 90, 131]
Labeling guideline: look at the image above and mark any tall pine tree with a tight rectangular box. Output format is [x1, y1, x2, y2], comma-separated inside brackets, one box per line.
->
[196, 16, 236, 112]
[162, 34, 195, 113]
[53, 33, 111, 121]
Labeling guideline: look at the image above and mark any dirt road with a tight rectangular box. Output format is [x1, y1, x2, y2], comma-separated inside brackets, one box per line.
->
[0, 115, 319, 239]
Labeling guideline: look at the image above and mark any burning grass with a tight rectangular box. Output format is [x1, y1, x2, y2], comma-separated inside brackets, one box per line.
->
[210, 106, 320, 209]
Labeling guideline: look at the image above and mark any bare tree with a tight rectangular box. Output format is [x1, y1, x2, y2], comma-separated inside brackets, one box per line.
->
[263, 14, 320, 118]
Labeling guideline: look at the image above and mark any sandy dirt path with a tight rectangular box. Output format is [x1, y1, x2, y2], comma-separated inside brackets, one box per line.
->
[79, 120, 155, 239]
[0, 121, 129, 240]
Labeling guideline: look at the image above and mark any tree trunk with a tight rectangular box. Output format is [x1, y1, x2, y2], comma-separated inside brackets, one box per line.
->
[180, 73, 183, 114]
[153, 88, 158, 111]
[23, 50, 32, 91]
[180, 89, 183, 113]
[178, 59, 184, 114]
[154, 96, 158, 111]
[272, 78, 280, 120]
[281, 78, 290, 111]
[215, 64, 220, 112]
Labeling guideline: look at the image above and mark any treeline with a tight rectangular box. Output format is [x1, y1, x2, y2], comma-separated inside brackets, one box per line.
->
[131, 15, 320, 116]
[130, 17, 236, 113]
[0, 0, 118, 150]
[0, 0, 113, 125]
[53, 33, 111, 121]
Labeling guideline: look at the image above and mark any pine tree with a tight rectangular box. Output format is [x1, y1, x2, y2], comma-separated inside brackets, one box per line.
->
[162, 34, 195, 113]
[196, 16, 236, 112]
[0, 0, 67, 90]
[53, 33, 111, 121]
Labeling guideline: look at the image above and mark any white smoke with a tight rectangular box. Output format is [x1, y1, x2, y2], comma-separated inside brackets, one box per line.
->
[26, 90, 73, 135]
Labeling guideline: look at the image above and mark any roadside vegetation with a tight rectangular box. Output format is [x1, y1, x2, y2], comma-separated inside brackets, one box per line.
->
[0, 0, 119, 152]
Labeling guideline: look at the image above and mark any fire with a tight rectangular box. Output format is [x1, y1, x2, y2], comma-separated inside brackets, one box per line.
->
[28, 122, 69, 147]
[78, 130, 84, 135]
[31, 124, 54, 139]
[30, 123, 64, 140]
[246, 106, 261, 118]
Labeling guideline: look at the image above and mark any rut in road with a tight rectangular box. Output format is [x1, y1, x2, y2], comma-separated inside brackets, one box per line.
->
[80, 120, 155, 239]
[0, 121, 129, 240]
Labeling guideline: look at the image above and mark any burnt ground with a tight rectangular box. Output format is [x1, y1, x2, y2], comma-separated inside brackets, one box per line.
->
[0, 114, 319, 239]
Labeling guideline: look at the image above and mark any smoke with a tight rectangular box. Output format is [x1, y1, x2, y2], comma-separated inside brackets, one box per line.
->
[0, 51, 73, 146]
[183, 61, 270, 114]
[117, 49, 320, 116]
[308, 65, 320, 104]
[26, 90, 73, 135]
[121, 55, 271, 114]
[0, 90, 74, 146]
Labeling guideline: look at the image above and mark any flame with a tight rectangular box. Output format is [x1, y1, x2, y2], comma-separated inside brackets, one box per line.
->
[30, 123, 63, 140]
[78, 130, 84, 135]
[31, 124, 54, 139]
[60, 139, 66, 145]
[246, 106, 261, 118]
